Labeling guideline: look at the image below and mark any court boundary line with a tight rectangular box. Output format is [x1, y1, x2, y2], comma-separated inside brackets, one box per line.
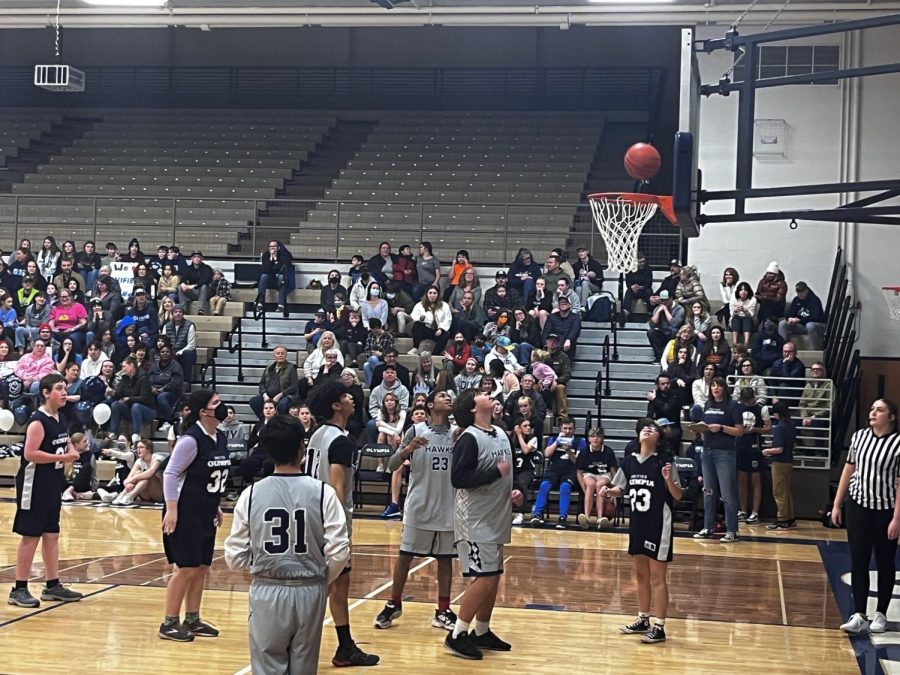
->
[88, 555, 169, 583]
[0, 584, 118, 630]
[230, 556, 437, 675]
[776, 559, 788, 626]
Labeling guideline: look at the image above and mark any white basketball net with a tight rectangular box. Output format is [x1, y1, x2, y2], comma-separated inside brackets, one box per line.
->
[882, 287, 900, 321]
[589, 195, 659, 274]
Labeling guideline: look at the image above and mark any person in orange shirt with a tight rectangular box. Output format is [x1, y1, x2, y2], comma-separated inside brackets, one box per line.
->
[444, 250, 471, 301]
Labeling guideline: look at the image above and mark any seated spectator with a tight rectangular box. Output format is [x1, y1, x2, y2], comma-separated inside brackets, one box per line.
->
[779, 281, 826, 350]
[490, 396, 509, 433]
[383, 280, 414, 335]
[646, 373, 683, 454]
[486, 357, 519, 401]
[444, 249, 471, 302]
[718, 267, 739, 326]
[529, 418, 585, 529]
[111, 438, 166, 505]
[449, 266, 482, 311]
[482, 308, 512, 344]
[303, 308, 333, 349]
[156, 264, 180, 302]
[666, 345, 698, 408]
[551, 277, 581, 315]
[646, 290, 684, 362]
[241, 399, 277, 485]
[484, 335, 525, 378]
[367, 365, 410, 443]
[545, 334, 572, 419]
[45, 282, 59, 307]
[433, 369, 457, 398]
[692, 362, 717, 415]
[511, 417, 540, 525]
[54, 337, 82, 373]
[755, 261, 787, 325]
[660, 325, 696, 372]
[751, 319, 785, 373]
[52, 256, 85, 294]
[543, 295, 581, 358]
[157, 295, 175, 327]
[162, 304, 196, 380]
[686, 301, 712, 350]
[726, 344, 749, 379]
[392, 244, 417, 296]
[94, 275, 124, 321]
[148, 244, 169, 279]
[109, 356, 155, 442]
[733, 358, 768, 404]
[250, 345, 299, 418]
[484, 271, 523, 317]
[334, 309, 368, 365]
[85, 296, 115, 347]
[132, 263, 156, 298]
[348, 255, 365, 285]
[528, 276, 553, 330]
[219, 405, 249, 488]
[769, 342, 806, 406]
[674, 264, 708, 311]
[149, 343, 184, 432]
[699, 325, 732, 377]
[502, 373, 547, 422]
[101, 242, 119, 268]
[504, 396, 540, 443]
[450, 290, 488, 346]
[14, 274, 40, 313]
[409, 286, 451, 355]
[254, 240, 293, 314]
[361, 318, 395, 385]
[508, 247, 542, 301]
[412, 351, 437, 396]
[454, 357, 482, 393]
[60, 432, 96, 502]
[542, 252, 570, 290]
[576, 427, 618, 530]
[622, 253, 654, 320]
[303, 331, 343, 393]
[49, 288, 88, 353]
[530, 350, 557, 411]
[371, 348, 410, 391]
[178, 250, 213, 315]
[572, 247, 605, 309]
[14, 291, 50, 354]
[313, 348, 344, 390]
[59, 361, 83, 423]
[729, 281, 758, 346]
[320, 270, 348, 317]
[441, 331, 471, 374]
[368, 242, 398, 286]
[349, 269, 374, 312]
[339, 368, 366, 439]
[649, 259, 682, 308]
[128, 288, 158, 348]
[360, 281, 389, 327]
[80, 341, 110, 379]
[120, 238, 145, 266]
[0, 295, 16, 338]
[799, 362, 833, 445]
[76, 241, 102, 292]
[508, 307, 541, 366]
[8, 247, 33, 291]
[376, 392, 406, 449]
[209, 268, 231, 316]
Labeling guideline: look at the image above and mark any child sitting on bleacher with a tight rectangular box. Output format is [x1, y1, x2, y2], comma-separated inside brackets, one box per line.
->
[61, 432, 95, 501]
[96, 434, 136, 503]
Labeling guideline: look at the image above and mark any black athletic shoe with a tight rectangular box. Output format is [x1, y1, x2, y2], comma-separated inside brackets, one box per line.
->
[374, 600, 402, 629]
[619, 617, 651, 634]
[158, 621, 195, 642]
[432, 608, 457, 631]
[8, 587, 40, 608]
[765, 521, 785, 530]
[332, 643, 379, 667]
[444, 631, 483, 660]
[530, 514, 545, 528]
[184, 617, 220, 637]
[470, 629, 512, 651]
[641, 625, 667, 643]
[555, 517, 568, 530]
[40, 584, 83, 602]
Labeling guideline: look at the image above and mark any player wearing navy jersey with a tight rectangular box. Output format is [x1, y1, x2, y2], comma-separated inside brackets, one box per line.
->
[576, 427, 619, 531]
[602, 419, 682, 644]
[374, 391, 459, 632]
[445, 389, 514, 661]
[530, 418, 585, 529]
[158, 389, 230, 642]
[306, 381, 379, 668]
[9, 373, 83, 609]
[225, 414, 350, 675]
[736, 387, 771, 525]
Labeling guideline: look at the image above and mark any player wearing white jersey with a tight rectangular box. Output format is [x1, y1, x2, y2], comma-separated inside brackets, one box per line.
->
[305, 381, 379, 668]
[225, 414, 350, 675]
[444, 389, 514, 661]
[374, 391, 458, 632]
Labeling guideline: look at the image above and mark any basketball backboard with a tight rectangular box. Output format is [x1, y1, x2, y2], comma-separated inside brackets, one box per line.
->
[673, 27, 701, 237]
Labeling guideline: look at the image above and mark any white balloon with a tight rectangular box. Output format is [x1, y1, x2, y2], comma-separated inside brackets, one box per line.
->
[93, 403, 111, 425]
[0, 408, 14, 432]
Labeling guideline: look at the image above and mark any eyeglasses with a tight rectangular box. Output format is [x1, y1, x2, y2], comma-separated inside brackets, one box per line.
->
[641, 426, 660, 433]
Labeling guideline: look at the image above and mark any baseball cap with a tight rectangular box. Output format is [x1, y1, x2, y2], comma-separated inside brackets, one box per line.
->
[90, 297, 102, 306]
[546, 333, 560, 341]
[669, 259, 681, 267]
[39, 323, 51, 332]
[795, 281, 809, 292]
[655, 418, 675, 427]
[22, 275, 34, 284]
[495, 270, 507, 278]
[133, 288, 146, 295]
[659, 290, 670, 300]
[495, 336, 512, 349]
[315, 308, 327, 316]
[190, 250, 203, 258]
[558, 295, 571, 305]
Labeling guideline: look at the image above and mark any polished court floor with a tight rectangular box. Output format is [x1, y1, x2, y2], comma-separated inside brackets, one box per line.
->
[0, 493, 878, 674]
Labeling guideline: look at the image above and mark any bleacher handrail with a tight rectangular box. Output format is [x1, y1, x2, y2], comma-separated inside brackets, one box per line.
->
[226, 317, 245, 383]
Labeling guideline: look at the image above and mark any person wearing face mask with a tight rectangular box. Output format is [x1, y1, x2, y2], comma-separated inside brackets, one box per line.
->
[335, 309, 368, 365]
[383, 280, 415, 336]
[320, 270, 348, 317]
[349, 270, 373, 312]
[360, 282, 389, 327]
[159, 389, 230, 642]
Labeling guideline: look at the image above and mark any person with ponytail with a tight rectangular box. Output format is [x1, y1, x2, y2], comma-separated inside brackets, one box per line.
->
[158, 389, 230, 642]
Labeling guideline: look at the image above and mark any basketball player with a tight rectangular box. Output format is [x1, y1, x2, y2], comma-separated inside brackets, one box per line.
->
[158, 390, 230, 642]
[600, 419, 682, 644]
[444, 389, 514, 660]
[374, 391, 458, 631]
[225, 415, 351, 674]
[9, 373, 83, 608]
[306, 381, 379, 667]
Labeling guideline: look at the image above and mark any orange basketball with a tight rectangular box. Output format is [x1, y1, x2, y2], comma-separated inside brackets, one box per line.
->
[603, 497, 617, 519]
[624, 142, 662, 181]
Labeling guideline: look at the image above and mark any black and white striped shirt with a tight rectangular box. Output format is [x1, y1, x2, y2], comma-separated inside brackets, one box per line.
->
[847, 428, 900, 510]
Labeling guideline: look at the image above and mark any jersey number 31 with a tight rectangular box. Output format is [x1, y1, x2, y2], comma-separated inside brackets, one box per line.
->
[263, 508, 308, 555]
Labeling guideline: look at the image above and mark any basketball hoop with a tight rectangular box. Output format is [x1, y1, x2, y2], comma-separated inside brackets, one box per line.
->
[882, 286, 900, 321]
[588, 193, 677, 274]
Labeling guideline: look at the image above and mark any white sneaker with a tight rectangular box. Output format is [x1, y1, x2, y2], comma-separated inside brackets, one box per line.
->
[159, 423, 172, 434]
[512, 513, 524, 525]
[97, 488, 116, 503]
[113, 491, 134, 506]
[74, 491, 94, 500]
[870, 612, 888, 633]
[720, 531, 739, 543]
[61, 486, 75, 502]
[407, 348, 418, 355]
[597, 516, 611, 530]
[840, 613, 870, 634]
[131, 433, 141, 445]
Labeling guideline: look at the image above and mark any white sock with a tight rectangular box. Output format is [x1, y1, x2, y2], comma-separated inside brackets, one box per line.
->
[474, 619, 490, 636]
[655, 618, 666, 627]
[639, 612, 650, 620]
[452, 619, 470, 639]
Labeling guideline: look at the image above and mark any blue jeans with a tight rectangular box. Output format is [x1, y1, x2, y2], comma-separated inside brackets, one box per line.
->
[515, 342, 534, 366]
[83, 268, 99, 293]
[177, 350, 196, 383]
[532, 479, 572, 518]
[14, 326, 39, 349]
[366, 418, 379, 445]
[157, 391, 178, 423]
[363, 356, 382, 387]
[701, 447, 740, 533]
[256, 273, 288, 307]
[249, 394, 292, 420]
[110, 400, 156, 435]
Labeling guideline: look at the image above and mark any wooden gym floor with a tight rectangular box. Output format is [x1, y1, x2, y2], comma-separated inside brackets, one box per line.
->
[0, 491, 882, 674]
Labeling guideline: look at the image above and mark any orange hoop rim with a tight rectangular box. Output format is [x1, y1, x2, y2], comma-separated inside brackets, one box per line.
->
[587, 192, 677, 226]
[883, 286, 900, 293]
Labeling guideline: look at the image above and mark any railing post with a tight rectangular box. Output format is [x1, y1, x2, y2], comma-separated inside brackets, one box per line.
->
[260, 305, 268, 350]
[335, 201, 342, 263]
[611, 311, 619, 361]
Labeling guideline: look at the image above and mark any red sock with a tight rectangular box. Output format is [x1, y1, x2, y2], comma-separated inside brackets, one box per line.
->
[391, 594, 402, 606]
[438, 596, 450, 611]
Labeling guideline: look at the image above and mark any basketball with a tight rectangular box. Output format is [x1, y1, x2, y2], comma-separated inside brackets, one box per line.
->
[511, 489, 524, 508]
[603, 497, 617, 520]
[624, 142, 662, 181]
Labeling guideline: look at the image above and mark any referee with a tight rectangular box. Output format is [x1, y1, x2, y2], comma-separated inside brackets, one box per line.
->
[832, 398, 900, 635]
